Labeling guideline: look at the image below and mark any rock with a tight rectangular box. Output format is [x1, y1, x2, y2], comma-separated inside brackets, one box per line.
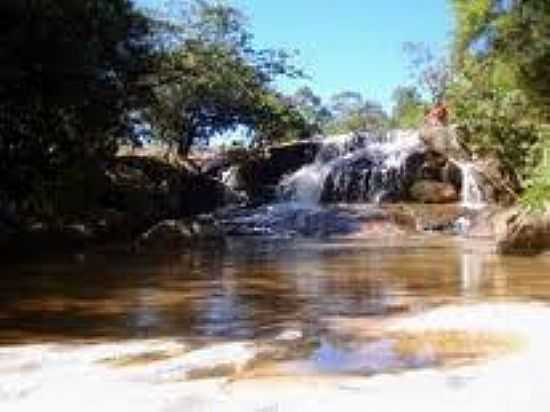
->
[494, 206, 550, 255]
[409, 180, 459, 204]
[137, 217, 225, 251]
[234, 141, 321, 202]
[419, 126, 469, 161]
[471, 157, 520, 205]
[321, 157, 374, 202]
[320, 147, 463, 204]
[103, 156, 230, 233]
[420, 127, 520, 206]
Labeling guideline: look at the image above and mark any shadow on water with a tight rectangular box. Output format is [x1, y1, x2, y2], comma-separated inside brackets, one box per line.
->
[1, 235, 550, 349]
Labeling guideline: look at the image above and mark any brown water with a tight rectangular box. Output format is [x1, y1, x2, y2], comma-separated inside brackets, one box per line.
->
[1, 234, 550, 346]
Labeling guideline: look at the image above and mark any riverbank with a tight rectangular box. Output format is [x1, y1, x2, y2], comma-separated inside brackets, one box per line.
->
[1, 129, 548, 258]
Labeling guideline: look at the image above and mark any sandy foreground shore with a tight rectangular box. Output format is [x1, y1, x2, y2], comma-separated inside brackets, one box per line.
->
[2, 302, 550, 412]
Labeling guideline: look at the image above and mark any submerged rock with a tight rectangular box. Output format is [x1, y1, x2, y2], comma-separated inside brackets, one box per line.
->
[409, 180, 459, 204]
[219, 203, 362, 238]
[137, 217, 225, 251]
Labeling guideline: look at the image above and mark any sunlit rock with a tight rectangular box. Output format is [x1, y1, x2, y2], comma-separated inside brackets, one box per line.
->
[419, 125, 469, 162]
[494, 206, 550, 255]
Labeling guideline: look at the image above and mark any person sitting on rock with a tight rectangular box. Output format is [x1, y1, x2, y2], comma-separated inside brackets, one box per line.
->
[425, 100, 449, 127]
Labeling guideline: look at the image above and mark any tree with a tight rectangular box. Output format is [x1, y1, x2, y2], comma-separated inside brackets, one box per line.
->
[144, 0, 311, 155]
[328, 91, 365, 120]
[0, 0, 313, 220]
[403, 42, 451, 103]
[450, 0, 550, 110]
[324, 91, 389, 134]
[290, 86, 331, 132]
[0, 0, 152, 215]
[447, 0, 550, 207]
[391, 86, 427, 128]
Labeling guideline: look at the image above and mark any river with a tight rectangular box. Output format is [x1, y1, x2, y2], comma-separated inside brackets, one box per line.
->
[2, 232, 550, 411]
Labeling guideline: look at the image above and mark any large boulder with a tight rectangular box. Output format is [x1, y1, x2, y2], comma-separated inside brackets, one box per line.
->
[419, 126, 469, 161]
[103, 156, 231, 234]
[409, 180, 459, 204]
[420, 126, 520, 206]
[321, 157, 375, 202]
[471, 157, 520, 205]
[233, 141, 321, 202]
[494, 206, 550, 255]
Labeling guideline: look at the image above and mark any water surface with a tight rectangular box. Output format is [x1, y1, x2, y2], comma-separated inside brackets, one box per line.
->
[1, 234, 549, 345]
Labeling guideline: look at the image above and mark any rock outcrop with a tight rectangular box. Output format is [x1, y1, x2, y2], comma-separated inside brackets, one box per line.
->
[494, 207, 550, 255]
[471, 157, 520, 205]
[419, 125, 469, 161]
[105, 156, 229, 220]
[228, 141, 321, 202]
[320, 149, 463, 204]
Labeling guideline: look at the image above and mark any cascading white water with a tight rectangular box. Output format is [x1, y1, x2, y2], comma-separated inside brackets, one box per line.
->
[279, 130, 424, 204]
[456, 162, 485, 210]
[223, 129, 489, 238]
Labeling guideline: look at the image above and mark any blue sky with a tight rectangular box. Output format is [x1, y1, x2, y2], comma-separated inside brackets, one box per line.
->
[138, 0, 454, 112]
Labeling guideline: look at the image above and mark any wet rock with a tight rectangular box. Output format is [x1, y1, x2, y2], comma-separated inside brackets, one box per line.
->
[320, 147, 462, 204]
[409, 180, 459, 204]
[421, 127, 519, 206]
[495, 206, 550, 255]
[233, 141, 321, 202]
[137, 217, 225, 250]
[218, 204, 362, 238]
[321, 158, 375, 202]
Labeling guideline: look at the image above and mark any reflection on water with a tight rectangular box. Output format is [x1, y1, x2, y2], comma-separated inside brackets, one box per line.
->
[0, 235, 550, 345]
[460, 251, 484, 298]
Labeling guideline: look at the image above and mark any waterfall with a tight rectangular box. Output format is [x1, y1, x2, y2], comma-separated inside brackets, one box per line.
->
[279, 130, 424, 204]
[221, 129, 490, 238]
[456, 162, 485, 210]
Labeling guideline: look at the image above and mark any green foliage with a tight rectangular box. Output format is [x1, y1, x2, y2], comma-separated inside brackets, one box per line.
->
[144, 0, 312, 155]
[291, 87, 331, 132]
[0, 0, 312, 219]
[390, 86, 428, 129]
[0, 0, 151, 217]
[403, 42, 451, 102]
[323, 91, 389, 134]
[446, 56, 539, 181]
[447, 0, 550, 206]
[450, 0, 494, 59]
[521, 128, 550, 211]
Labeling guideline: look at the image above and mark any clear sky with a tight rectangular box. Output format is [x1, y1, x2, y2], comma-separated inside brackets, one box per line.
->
[138, 0, 454, 112]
